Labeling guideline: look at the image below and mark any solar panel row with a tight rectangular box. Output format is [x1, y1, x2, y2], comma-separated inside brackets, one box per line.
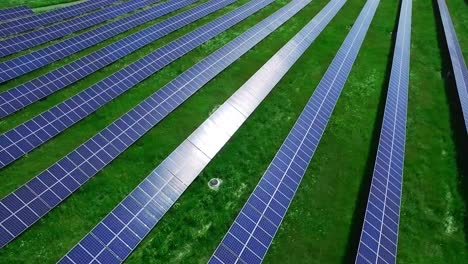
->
[0, 0, 162, 58]
[0, 0, 226, 119]
[437, 0, 468, 133]
[0, 0, 274, 249]
[0, 6, 33, 21]
[58, 2, 315, 262]
[0, 0, 194, 82]
[356, 1, 411, 263]
[0, 0, 235, 168]
[0, 0, 119, 38]
[210, 0, 381, 263]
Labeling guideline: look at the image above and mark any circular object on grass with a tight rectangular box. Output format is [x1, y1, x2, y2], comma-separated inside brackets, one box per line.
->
[208, 178, 222, 190]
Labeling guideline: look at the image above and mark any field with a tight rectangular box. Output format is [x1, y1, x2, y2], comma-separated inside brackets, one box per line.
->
[0, 0, 467, 263]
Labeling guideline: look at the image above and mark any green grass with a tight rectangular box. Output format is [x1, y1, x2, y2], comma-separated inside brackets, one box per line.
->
[398, 0, 467, 263]
[0, 0, 467, 263]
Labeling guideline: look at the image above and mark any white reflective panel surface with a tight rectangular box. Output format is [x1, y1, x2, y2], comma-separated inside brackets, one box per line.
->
[160, 140, 210, 185]
[243, 70, 276, 100]
[149, 165, 175, 188]
[228, 88, 260, 116]
[188, 118, 230, 159]
[209, 103, 246, 136]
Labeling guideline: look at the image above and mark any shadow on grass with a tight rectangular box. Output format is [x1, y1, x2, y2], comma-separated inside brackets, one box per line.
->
[341, 1, 402, 262]
[432, 0, 468, 247]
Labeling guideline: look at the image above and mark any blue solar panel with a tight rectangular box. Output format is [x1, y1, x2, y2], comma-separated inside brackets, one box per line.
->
[0, 0, 230, 119]
[0, 6, 33, 21]
[0, 0, 162, 58]
[0, 0, 118, 38]
[211, 0, 381, 263]
[0, 0, 195, 82]
[437, 0, 468, 133]
[356, 1, 411, 263]
[0, 0, 237, 169]
[58, 1, 321, 262]
[0, 0, 274, 249]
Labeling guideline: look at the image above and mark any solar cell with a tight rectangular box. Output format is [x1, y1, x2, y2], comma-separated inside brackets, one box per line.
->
[356, 0, 411, 263]
[0, 0, 237, 168]
[437, 0, 468, 133]
[211, 0, 381, 263]
[0, 0, 163, 58]
[0, 0, 274, 249]
[59, 1, 334, 262]
[0, 6, 33, 21]
[0, 0, 196, 82]
[0, 0, 119, 38]
[0, 0, 231, 119]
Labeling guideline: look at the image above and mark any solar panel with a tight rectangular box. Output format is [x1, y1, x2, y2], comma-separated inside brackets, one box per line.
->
[0, 0, 119, 38]
[210, 0, 381, 263]
[0, 0, 238, 169]
[0, 0, 274, 249]
[58, 1, 335, 262]
[0, 6, 33, 21]
[356, 1, 411, 263]
[0, 0, 231, 119]
[0, 0, 195, 82]
[0, 0, 163, 58]
[437, 0, 468, 133]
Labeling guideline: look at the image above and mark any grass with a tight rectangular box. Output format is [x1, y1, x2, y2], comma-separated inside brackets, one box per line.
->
[0, 0, 467, 263]
[397, 0, 467, 263]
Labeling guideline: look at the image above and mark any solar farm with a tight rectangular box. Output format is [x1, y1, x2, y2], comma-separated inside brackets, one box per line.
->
[0, 0, 466, 263]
